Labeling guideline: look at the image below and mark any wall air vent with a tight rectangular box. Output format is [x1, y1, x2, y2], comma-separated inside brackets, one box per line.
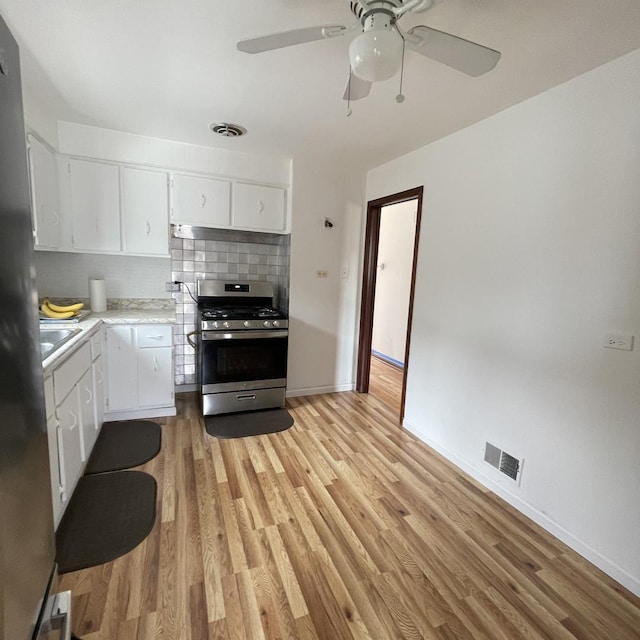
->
[484, 442, 523, 483]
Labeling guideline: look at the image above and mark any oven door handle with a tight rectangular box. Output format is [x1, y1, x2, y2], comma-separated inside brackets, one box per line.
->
[202, 330, 288, 341]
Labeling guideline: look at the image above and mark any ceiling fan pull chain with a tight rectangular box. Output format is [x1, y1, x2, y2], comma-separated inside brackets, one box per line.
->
[396, 37, 406, 104]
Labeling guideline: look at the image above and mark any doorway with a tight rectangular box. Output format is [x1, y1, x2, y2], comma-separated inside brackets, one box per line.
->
[356, 186, 423, 422]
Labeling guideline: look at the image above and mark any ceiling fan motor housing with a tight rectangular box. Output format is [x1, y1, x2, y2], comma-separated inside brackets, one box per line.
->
[350, 0, 402, 24]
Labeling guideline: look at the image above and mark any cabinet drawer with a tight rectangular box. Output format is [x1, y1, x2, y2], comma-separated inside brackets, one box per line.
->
[90, 331, 103, 360]
[53, 342, 91, 405]
[136, 325, 172, 348]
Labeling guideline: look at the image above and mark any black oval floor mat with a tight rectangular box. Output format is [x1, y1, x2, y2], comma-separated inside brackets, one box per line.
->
[85, 420, 161, 474]
[205, 408, 294, 439]
[55, 470, 157, 574]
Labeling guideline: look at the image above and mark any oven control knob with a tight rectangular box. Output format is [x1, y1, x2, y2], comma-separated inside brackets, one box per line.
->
[243, 321, 251, 328]
[273, 320, 280, 327]
[223, 321, 230, 329]
[212, 321, 219, 329]
[263, 320, 271, 327]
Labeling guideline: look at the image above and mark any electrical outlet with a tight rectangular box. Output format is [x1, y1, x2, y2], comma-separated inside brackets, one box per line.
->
[316, 270, 328, 278]
[603, 334, 634, 351]
[165, 282, 181, 292]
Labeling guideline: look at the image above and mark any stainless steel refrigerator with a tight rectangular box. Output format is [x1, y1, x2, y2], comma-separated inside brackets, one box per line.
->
[0, 14, 71, 640]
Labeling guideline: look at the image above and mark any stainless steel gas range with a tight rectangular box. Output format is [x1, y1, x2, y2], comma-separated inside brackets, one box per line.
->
[196, 280, 288, 416]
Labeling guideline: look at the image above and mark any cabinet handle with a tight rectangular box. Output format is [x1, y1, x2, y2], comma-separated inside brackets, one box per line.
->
[258, 200, 264, 215]
[147, 335, 165, 341]
[146, 220, 151, 235]
[69, 410, 77, 430]
[201, 193, 207, 208]
[153, 357, 159, 372]
[56, 425, 66, 493]
[85, 387, 93, 403]
[97, 369, 104, 384]
[52, 212, 59, 225]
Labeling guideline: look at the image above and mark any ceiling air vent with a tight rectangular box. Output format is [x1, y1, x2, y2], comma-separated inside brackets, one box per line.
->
[484, 442, 523, 483]
[210, 122, 247, 137]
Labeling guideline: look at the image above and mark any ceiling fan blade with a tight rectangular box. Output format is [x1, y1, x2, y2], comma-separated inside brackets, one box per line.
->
[237, 25, 347, 54]
[343, 73, 372, 101]
[407, 25, 501, 77]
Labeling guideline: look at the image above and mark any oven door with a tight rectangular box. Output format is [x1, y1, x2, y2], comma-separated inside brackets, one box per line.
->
[200, 330, 288, 393]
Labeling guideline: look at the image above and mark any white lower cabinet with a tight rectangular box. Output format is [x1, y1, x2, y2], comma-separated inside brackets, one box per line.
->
[44, 376, 63, 522]
[138, 347, 174, 408]
[104, 323, 176, 420]
[104, 325, 137, 412]
[45, 330, 104, 526]
[56, 387, 84, 506]
[78, 368, 97, 460]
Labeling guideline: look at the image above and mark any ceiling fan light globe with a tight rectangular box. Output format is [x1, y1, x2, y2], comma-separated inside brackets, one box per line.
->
[349, 28, 403, 83]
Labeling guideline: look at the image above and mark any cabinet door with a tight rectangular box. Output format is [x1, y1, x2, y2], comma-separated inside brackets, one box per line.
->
[122, 167, 170, 256]
[171, 174, 231, 227]
[27, 134, 61, 249]
[78, 368, 97, 461]
[105, 326, 137, 411]
[69, 158, 121, 252]
[232, 182, 286, 232]
[56, 388, 84, 506]
[46, 413, 63, 525]
[93, 354, 105, 431]
[138, 347, 173, 408]
[43, 377, 62, 523]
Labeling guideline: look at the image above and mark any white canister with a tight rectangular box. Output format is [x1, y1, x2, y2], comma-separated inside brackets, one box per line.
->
[89, 278, 107, 312]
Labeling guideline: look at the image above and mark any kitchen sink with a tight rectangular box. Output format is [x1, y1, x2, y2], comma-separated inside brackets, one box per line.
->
[40, 327, 82, 360]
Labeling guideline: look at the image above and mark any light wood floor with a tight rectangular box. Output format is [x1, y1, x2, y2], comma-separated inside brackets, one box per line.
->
[60, 391, 640, 639]
[368, 355, 404, 418]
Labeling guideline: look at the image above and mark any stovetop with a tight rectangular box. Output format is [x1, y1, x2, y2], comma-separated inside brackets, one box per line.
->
[200, 305, 285, 320]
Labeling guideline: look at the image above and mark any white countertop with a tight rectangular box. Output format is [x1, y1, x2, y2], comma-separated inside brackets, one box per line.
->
[41, 310, 176, 372]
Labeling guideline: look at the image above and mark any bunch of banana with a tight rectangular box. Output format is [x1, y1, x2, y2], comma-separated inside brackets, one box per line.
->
[41, 299, 84, 319]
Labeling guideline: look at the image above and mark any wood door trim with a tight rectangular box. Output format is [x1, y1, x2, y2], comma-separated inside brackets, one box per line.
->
[356, 186, 423, 423]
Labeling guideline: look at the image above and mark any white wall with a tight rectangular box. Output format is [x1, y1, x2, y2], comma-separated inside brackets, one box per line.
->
[371, 200, 417, 365]
[366, 49, 640, 595]
[286, 154, 364, 396]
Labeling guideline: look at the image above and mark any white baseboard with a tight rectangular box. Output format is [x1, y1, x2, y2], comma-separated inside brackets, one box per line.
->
[104, 406, 176, 422]
[402, 418, 640, 597]
[286, 382, 354, 398]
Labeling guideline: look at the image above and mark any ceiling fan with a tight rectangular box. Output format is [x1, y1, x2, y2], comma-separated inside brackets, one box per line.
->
[237, 0, 501, 102]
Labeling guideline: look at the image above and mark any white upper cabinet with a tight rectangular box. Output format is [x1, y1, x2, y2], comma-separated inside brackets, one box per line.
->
[68, 158, 122, 252]
[170, 173, 231, 228]
[27, 134, 61, 249]
[232, 182, 287, 233]
[122, 166, 170, 256]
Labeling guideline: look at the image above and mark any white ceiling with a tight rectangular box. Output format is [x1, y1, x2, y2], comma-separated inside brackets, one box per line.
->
[2, 0, 640, 172]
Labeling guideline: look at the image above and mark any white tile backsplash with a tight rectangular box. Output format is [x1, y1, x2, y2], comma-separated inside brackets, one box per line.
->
[34, 252, 171, 298]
